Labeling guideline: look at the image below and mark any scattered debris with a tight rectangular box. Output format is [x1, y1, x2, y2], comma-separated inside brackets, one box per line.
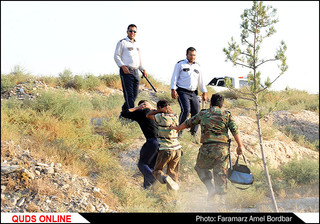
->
[1, 140, 116, 213]
[1, 80, 48, 100]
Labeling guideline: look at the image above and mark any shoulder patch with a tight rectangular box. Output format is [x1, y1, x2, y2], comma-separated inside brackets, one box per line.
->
[224, 111, 232, 119]
[119, 38, 126, 43]
[177, 59, 184, 64]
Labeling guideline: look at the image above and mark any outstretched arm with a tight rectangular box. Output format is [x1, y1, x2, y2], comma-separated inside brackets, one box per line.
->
[171, 122, 186, 132]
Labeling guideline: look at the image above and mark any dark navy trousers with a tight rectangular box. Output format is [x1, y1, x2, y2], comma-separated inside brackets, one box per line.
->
[138, 138, 159, 189]
[177, 88, 200, 135]
[120, 67, 140, 112]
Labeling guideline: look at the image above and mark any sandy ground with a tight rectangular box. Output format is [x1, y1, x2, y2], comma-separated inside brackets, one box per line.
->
[119, 137, 319, 213]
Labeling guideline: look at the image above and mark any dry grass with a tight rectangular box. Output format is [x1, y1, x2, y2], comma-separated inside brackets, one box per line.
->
[1, 141, 16, 161]
[25, 202, 40, 212]
[99, 74, 123, 90]
[29, 178, 62, 198]
[1, 71, 319, 213]
[5, 176, 17, 192]
[225, 185, 265, 208]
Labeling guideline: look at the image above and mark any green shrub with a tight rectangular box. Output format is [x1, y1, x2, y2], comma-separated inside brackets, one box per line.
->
[249, 165, 283, 195]
[28, 90, 64, 113]
[243, 159, 319, 196]
[84, 74, 100, 90]
[281, 158, 319, 185]
[2, 97, 24, 110]
[1, 74, 16, 91]
[90, 94, 110, 111]
[71, 75, 86, 90]
[99, 74, 122, 89]
[96, 116, 140, 144]
[11, 65, 33, 83]
[258, 89, 319, 112]
[1, 66, 33, 91]
[104, 94, 125, 110]
[38, 75, 58, 87]
[61, 73, 101, 91]
[58, 69, 74, 87]
[28, 89, 93, 121]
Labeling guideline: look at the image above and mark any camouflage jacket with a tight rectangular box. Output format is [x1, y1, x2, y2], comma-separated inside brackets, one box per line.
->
[184, 106, 239, 144]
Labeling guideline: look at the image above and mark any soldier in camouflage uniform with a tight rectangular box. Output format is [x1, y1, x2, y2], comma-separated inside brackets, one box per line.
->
[171, 93, 243, 197]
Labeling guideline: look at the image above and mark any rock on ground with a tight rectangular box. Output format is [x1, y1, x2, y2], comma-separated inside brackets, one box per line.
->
[1, 140, 116, 213]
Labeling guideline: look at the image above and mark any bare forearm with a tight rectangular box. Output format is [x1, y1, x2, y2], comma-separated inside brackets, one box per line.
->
[146, 108, 161, 120]
[128, 106, 140, 112]
[147, 108, 161, 116]
[171, 122, 186, 131]
[234, 134, 243, 147]
[234, 133, 243, 155]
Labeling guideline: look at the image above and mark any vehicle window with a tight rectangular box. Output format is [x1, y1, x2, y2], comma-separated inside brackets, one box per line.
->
[217, 80, 225, 86]
[239, 80, 248, 87]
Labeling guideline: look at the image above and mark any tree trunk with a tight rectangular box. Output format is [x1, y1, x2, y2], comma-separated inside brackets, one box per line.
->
[255, 106, 279, 212]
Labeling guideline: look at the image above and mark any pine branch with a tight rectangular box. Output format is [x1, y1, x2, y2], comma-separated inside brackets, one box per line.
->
[267, 95, 289, 115]
[256, 72, 284, 94]
[256, 58, 278, 67]
[242, 38, 254, 48]
[234, 94, 256, 102]
[227, 87, 256, 103]
[232, 61, 254, 69]
[240, 51, 252, 57]
[245, 85, 255, 96]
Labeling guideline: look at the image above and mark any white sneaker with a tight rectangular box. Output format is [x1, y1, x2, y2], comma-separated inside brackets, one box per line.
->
[165, 176, 179, 191]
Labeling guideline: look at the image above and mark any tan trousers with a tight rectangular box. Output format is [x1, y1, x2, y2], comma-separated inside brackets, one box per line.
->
[152, 149, 182, 185]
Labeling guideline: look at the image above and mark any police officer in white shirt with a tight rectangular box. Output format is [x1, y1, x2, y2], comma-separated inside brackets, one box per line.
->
[114, 24, 148, 114]
[170, 47, 207, 136]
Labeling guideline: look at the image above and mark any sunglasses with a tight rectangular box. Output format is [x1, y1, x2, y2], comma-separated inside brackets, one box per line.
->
[128, 30, 137, 33]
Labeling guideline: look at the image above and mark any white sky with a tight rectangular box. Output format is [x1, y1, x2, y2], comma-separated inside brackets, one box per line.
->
[1, 1, 319, 93]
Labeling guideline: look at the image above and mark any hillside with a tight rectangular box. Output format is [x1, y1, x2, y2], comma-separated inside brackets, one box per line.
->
[231, 112, 318, 168]
[1, 76, 319, 213]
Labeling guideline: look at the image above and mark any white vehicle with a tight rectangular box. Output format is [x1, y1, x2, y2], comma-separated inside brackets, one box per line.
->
[207, 76, 252, 92]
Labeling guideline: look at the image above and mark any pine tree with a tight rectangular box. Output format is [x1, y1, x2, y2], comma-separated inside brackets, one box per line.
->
[223, 1, 288, 212]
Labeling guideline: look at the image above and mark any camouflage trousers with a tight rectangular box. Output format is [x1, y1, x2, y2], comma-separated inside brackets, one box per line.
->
[194, 143, 229, 194]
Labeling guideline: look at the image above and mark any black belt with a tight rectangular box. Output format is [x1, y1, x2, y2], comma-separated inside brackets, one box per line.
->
[202, 141, 229, 145]
[177, 87, 198, 95]
[177, 87, 196, 93]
